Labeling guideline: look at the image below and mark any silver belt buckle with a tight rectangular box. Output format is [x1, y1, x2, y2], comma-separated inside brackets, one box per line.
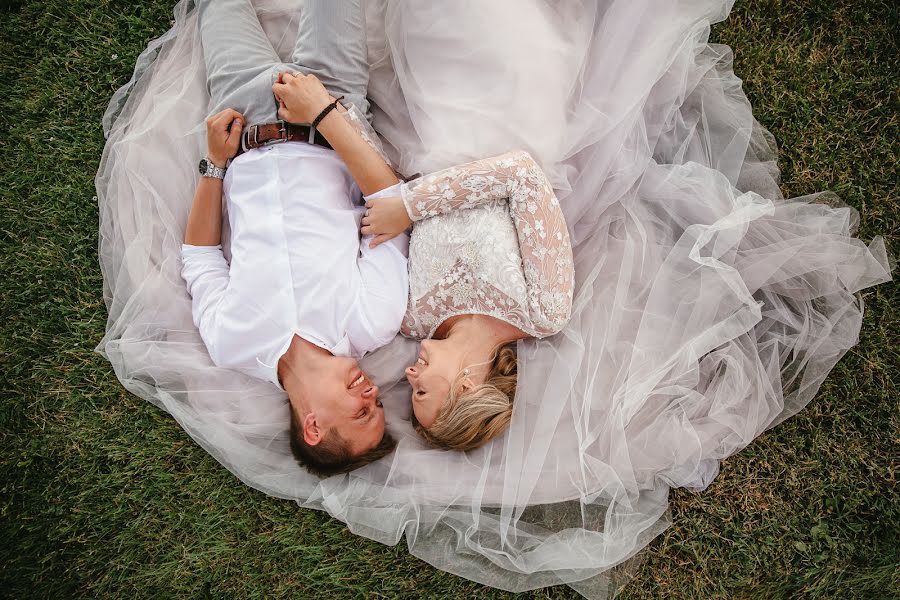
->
[241, 121, 288, 152]
[262, 120, 288, 146]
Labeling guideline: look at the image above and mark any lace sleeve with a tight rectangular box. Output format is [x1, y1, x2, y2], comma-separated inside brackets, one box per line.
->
[341, 104, 393, 167]
[401, 150, 574, 335]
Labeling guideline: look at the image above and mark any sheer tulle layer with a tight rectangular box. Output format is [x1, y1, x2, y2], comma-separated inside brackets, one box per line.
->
[96, 1, 891, 597]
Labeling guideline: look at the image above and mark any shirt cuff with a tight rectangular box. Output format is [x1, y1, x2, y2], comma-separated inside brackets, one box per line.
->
[182, 243, 223, 254]
[364, 182, 403, 202]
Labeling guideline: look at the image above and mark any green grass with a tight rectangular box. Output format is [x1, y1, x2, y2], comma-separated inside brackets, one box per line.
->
[1, 0, 897, 598]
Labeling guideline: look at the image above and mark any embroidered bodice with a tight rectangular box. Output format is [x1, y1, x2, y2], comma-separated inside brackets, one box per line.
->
[399, 150, 574, 340]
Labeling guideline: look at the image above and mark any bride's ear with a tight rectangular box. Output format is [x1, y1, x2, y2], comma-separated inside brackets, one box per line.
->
[303, 413, 322, 446]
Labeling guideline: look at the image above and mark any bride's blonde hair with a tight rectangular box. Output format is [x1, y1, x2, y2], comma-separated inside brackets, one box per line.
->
[412, 343, 518, 451]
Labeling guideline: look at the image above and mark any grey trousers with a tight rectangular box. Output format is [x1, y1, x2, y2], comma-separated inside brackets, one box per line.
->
[198, 0, 370, 126]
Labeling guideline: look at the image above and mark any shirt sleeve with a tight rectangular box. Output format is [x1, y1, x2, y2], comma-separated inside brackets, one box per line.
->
[181, 244, 230, 358]
[400, 150, 574, 336]
[349, 184, 410, 350]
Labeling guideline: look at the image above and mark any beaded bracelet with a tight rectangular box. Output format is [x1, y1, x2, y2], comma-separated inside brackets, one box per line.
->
[311, 95, 344, 131]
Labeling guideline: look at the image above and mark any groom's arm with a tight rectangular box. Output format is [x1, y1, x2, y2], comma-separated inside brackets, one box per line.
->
[184, 109, 244, 246]
[181, 110, 244, 353]
[273, 73, 399, 196]
[184, 177, 226, 246]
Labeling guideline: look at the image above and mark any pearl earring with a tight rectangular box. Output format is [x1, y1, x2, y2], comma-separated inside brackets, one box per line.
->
[463, 368, 470, 376]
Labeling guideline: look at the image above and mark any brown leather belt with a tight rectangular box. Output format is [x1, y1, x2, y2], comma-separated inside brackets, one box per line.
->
[237, 119, 333, 155]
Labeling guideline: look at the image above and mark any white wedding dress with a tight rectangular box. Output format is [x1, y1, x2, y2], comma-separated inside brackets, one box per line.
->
[96, 1, 892, 597]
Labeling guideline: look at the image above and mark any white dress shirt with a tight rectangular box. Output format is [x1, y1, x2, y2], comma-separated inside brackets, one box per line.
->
[181, 142, 408, 389]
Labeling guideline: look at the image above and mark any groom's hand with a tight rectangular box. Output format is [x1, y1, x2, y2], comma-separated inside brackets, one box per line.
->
[361, 196, 412, 249]
[206, 109, 244, 167]
[272, 72, 334, 124]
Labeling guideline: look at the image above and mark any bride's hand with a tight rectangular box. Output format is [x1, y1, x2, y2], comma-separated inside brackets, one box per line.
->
[272, 72, 333, 124]
[361, 196, 412, 249]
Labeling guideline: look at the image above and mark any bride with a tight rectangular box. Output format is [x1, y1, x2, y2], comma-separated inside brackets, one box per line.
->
[364, 150, 575, 450]
[97, 0, 892, 597]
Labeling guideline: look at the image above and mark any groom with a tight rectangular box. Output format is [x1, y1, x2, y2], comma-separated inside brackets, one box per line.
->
[181, 0, 409, 477]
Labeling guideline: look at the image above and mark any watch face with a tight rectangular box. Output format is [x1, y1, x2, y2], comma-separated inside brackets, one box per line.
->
[198, 159, 208, 175]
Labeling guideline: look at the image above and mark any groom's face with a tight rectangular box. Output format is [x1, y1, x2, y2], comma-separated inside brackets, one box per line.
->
[305, 356, 386, 455]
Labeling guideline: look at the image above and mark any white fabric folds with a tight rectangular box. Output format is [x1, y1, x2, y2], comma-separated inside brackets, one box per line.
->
[96, 1, 892, 597]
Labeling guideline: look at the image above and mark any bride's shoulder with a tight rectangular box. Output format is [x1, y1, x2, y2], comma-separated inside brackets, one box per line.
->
[476, 314, 529, 341]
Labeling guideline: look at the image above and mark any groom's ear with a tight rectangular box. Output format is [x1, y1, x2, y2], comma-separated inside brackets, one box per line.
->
[303, 413, 322, 446]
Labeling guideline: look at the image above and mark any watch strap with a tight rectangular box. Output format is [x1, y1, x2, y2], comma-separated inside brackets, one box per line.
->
[200, 157, 227, 179]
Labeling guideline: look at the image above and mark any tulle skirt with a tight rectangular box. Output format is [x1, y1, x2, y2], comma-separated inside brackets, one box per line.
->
[96, 1, 892, 597]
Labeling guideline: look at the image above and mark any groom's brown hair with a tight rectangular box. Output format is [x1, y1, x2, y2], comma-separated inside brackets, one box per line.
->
[288, 404, 396, 478]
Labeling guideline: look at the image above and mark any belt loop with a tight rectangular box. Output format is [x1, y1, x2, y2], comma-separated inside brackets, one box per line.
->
[240, 125, 251, 153]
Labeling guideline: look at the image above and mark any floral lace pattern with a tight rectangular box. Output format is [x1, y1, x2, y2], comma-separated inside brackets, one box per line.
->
[342, 105, 393, 167]
[400, 150, 574, 339]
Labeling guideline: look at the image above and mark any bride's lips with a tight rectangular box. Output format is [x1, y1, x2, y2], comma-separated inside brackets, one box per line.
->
[408, 354, 427, 378]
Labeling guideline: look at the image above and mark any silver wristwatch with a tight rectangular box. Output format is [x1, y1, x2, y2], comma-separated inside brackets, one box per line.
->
[198, 157, 227, 179]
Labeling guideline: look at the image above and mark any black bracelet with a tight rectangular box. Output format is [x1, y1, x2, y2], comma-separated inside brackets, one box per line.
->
[311, 96, 344, 130]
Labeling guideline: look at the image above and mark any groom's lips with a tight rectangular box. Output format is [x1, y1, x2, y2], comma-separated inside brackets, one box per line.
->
[348, 368, 365, 389]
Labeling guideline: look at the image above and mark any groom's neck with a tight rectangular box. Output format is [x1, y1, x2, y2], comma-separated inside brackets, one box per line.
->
[278, 334, 331, 384]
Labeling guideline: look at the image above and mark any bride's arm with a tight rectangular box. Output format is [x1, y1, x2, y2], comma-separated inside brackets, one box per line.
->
[273, 73, 399, 196]
[314, 105, 400, 195]
[402, 150, 575, 335]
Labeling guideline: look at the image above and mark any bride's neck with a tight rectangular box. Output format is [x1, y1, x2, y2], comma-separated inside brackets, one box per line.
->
[446, 315, 515, 349]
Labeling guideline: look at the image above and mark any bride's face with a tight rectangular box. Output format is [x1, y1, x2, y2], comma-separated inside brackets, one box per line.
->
[405, 338, 479, 428]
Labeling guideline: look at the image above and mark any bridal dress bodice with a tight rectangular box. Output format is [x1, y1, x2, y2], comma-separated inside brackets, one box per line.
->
[398, 151, 575, 340]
